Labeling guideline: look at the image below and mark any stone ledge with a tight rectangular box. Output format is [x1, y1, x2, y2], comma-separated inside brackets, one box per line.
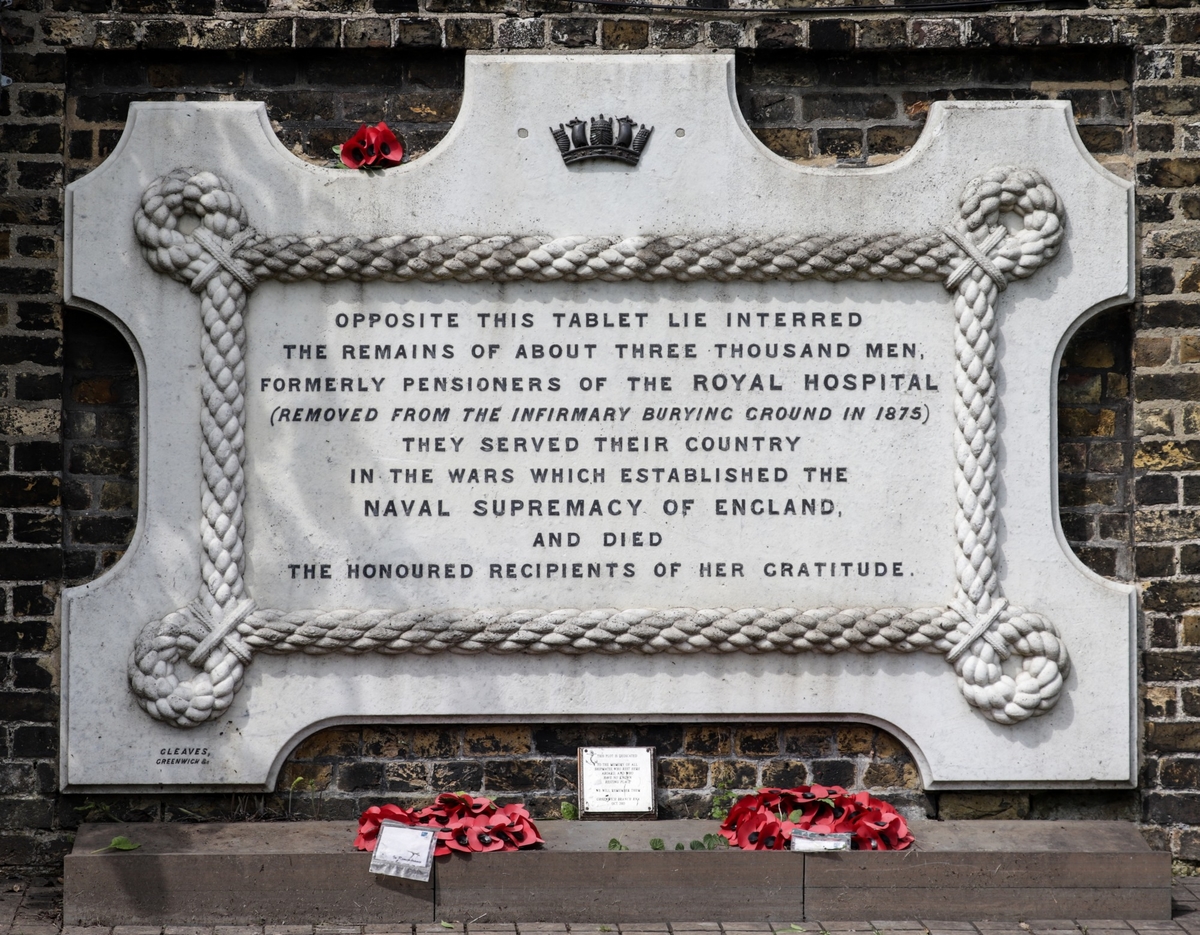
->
[63, 820, 1170, 926]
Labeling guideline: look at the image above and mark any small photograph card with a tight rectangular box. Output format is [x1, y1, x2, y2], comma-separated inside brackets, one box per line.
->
[790, 830, 852, 852]
[368, 820, 437, 881]
[578, 746, 656, 819]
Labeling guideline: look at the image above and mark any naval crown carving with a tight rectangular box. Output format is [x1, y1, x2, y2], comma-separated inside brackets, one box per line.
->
[551, 114, 653, 166]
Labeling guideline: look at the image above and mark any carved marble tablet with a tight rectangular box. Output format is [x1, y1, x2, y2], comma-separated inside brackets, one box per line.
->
[63, 53, 1135, 792]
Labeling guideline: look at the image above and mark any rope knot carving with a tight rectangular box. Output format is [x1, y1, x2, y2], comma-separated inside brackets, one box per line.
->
[135, 168, 261, 293]
[128, 165, 1069, 730]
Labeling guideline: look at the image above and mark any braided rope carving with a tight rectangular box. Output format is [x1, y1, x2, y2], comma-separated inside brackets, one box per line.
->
[128, 166, 1068, 730]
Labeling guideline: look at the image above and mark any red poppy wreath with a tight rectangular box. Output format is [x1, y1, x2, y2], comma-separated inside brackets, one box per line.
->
[355, 793, 543, 856]
[337, 122, 404, 170]
[719, 785, 914, 851]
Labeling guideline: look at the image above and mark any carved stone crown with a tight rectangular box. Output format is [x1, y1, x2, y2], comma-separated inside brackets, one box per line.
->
[550, 114, 653, 166]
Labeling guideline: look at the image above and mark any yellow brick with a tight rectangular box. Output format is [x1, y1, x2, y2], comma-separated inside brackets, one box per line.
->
[1059, 408, 1116, 437]
[277, 762, 332, 792]
[1070, 339, 1116, 369]
[835, 725, 876, 755]
[464, 726, 532, 755]
[1136, 407, 1175, 437]
[874, 731, 910, 758]
[0, 407, 61, 436]
[1135, 336, 1172, 367]
[412, 728, 460, 758]
[363, 727, 409, 758]
[863, 761, 921, 790]
[1184, 405, 1200, 436]
[1135, 441, 1198, 470]
[939, 792, 1028, 820]
[1059, 374, 1102, 404]
[292, 728, 359, 760]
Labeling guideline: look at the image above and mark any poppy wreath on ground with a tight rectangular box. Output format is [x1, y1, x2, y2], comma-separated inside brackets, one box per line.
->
[337, 122, 404, 169]
[718, 785, 914, 851]
[354, 793, 544, 856]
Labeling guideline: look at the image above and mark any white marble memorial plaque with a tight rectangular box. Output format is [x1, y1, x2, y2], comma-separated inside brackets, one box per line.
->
[63, 53, 1136, 792]
[578, 747, 656, 817]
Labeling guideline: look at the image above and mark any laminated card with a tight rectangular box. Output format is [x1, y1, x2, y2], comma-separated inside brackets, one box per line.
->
[62, 53, 1136, 791]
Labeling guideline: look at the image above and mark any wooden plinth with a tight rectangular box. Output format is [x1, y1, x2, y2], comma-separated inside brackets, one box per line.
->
[64, 819, 1170, 925]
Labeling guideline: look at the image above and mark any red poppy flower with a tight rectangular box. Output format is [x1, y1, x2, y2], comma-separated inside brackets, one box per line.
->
[370, 122, 403, 165]
[719, 785, 914, 852]
[353, 803, 419, 851]
[354, 793, 542, 856]
[852, 805, 912, 851]
[339, 122, 404, 170]
[495, 803, 544, 847]
[446, 814, 509, 853]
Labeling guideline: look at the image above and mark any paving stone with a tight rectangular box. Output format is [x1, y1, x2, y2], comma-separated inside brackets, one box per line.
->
[515, 928, 569, 934]
[112, 928, 162, 935]
[13, 914, 57, 925]
[21, 892, 60, 907]
[468, 928, 516, 934]
[62, 928, 113, 935]
[163, 928, 213, 935]
[265, 929, 314, 935]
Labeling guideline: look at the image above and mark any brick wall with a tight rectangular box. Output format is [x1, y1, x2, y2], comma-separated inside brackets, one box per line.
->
[0, 0, 1192, 873]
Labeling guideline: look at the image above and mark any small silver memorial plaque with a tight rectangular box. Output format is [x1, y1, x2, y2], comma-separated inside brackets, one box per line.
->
[578, 746, 656, 819]
[368, 820, 437, 881]
[790, 830, 852, 852]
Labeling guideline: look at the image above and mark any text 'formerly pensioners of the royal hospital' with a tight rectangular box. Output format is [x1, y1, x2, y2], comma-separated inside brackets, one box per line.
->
[255, 303, 939, 589]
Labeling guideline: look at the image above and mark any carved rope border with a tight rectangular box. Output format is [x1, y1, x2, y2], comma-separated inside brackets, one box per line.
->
[127, 165, 1069, 729]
